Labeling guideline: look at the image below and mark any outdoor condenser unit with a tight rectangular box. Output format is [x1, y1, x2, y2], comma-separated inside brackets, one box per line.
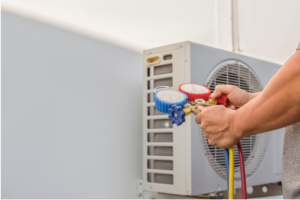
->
[142, 41, 284, 196]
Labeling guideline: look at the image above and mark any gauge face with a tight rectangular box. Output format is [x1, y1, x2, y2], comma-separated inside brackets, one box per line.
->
[179, 83, 211, 102]
[157, 90, 187, 103]
[180, 84, 209, 94]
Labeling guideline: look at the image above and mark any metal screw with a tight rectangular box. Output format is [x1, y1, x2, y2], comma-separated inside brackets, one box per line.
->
[262, 186, 268, 193]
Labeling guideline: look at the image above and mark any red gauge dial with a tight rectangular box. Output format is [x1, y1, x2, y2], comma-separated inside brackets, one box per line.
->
[179, 83, 211, 102]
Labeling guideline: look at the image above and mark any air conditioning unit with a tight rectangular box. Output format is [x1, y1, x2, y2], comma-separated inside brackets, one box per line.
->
[142, 41, 284, 196]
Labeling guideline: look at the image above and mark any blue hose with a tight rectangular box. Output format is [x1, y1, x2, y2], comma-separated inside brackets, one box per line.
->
[224, 149, 229, 199]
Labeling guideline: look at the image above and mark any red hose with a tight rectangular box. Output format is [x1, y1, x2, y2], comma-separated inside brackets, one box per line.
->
[237, 141, 247, 199]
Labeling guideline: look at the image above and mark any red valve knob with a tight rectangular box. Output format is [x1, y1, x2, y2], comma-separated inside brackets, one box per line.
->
[217, 94, 228, 106]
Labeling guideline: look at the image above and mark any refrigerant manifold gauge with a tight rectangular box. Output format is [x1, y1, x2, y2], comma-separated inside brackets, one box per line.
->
[153, 84, 228, 126]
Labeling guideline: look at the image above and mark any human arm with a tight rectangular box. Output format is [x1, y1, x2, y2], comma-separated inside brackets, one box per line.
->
[234, 50, 300, 137]
[196, 50, 300, 149]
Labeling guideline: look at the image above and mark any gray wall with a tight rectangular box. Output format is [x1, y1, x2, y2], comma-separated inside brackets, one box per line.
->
[2, 11, 143, 199]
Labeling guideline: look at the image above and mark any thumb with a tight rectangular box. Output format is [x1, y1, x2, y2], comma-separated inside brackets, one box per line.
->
[211, 89, 222, 99]
[197, 105, 207, 111]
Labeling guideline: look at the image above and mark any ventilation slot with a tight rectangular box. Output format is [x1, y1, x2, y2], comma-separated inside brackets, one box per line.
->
[147, 64, 172, 77]
[148, 146, 173, 156]
[147, 173, 173, 184]
[148, 160, 173, 170]
[148, 106, 165, 116]
[154, 64, 172, 75]
[148, 78, 172, 90]
[147, 93, 155, 103]
[148, 119, 173, 129]
[148, 132, 173, 142]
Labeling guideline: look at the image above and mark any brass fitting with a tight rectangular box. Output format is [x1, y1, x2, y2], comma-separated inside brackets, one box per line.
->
[182, 98, 217, 116]
[208, 97, 218, 105]
[182, 103, 201, 116]
[183, 107, 192, 116]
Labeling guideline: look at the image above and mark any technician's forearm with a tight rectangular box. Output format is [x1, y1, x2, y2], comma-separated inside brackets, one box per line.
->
[233, 50, 300, 138]
[248, 92, 261, 101]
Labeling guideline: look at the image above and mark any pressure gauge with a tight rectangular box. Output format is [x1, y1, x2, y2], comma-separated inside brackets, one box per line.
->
[179, 83, 211, 102]
[154, 87, 188, 114]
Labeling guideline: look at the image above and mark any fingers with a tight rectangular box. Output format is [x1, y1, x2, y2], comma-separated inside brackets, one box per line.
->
[197, 105, 206, 111]
[211, 85, 236, 99]
[195, 113, 201, 124]
[204, 131, 217, 146]
[195, 106, 208, 124]
[207, 138, 216, 146]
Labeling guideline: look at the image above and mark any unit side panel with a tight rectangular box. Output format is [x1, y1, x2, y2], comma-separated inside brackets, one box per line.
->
[142, 45, 190, 196]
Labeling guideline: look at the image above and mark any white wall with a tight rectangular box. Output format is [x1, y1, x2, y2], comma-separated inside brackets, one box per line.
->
[2, 11, 142, 199]
[1, 0, 233, 52]
[238, 0, 300, 64]
[3, 0, 299, 64]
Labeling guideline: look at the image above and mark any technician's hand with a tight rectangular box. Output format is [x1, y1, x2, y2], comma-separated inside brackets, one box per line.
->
[211, 85, 256, 109]
[195, 105, 241, 149]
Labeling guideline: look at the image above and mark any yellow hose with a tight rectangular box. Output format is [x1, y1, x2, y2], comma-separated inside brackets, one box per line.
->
[229, 147, 234, 199]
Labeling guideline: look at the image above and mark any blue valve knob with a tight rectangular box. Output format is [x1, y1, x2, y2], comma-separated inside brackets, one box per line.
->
[168, 104, 186, 126]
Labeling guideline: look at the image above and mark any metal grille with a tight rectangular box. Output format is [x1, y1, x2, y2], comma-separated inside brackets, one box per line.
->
[203, 59, 269, 180]
[146, 63, 174, 185]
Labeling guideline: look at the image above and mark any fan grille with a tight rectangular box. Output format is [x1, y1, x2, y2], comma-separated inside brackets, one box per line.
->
[202, 59, 269, 181]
